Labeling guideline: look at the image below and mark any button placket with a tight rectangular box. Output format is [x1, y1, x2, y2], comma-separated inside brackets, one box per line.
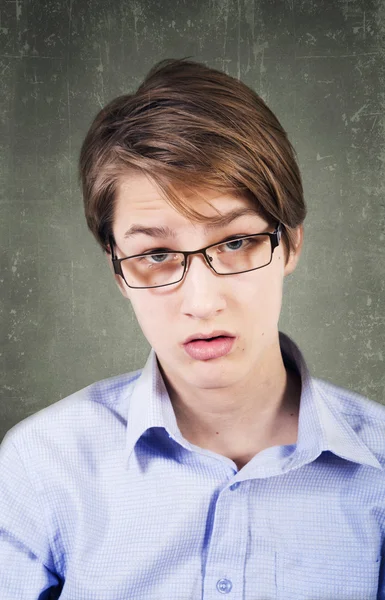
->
[202, 480, 248, 599]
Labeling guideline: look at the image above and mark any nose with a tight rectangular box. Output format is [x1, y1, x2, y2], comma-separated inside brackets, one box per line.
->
[179, 252, 226, 319]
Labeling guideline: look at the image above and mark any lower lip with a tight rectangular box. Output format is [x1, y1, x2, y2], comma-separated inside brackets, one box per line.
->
[183, 336, 235, 361]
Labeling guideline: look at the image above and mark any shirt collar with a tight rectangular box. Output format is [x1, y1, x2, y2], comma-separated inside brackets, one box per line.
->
[279, 333, 382, 471]
[123, 332, 382, 471]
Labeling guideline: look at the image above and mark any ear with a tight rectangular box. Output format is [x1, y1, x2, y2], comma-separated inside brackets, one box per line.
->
[105, 252, 131, 300]
[283, 224, 304, 277]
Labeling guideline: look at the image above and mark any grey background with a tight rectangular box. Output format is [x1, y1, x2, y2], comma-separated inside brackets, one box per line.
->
[1, 0, 384, 441]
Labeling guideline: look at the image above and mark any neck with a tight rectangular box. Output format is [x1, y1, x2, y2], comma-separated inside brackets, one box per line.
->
[158, 340, 302, 467]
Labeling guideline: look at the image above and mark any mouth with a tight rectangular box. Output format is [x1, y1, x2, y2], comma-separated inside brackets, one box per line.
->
[183, 331, 235, 345]
[182, 333, 236, 361]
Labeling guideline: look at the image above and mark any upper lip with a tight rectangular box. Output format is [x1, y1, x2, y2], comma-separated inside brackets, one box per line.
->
[183, 331, 235, 344]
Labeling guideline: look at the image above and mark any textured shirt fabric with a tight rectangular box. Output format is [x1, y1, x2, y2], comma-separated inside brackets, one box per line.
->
[1, 331, 385, 600]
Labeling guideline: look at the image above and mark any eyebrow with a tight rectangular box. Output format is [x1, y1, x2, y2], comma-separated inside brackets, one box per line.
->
[123, 207, 260, 239]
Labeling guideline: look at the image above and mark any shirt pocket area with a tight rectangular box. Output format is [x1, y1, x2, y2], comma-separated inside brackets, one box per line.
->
[276, 552, 380, 600]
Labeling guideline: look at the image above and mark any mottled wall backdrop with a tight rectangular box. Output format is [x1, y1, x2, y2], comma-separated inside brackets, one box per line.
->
[1, 0, 384, 440]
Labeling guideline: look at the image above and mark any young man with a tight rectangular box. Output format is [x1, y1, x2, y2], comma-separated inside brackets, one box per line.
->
[1, 58, 385, 599]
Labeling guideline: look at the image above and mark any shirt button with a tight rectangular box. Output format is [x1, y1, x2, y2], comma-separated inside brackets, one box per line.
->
[230, 482, 240, 491]
[216, 578, 233, 594]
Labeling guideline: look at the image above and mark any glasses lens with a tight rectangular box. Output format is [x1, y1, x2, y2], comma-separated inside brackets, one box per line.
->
[121, 252, 186, 288]
[119, 235, 272, 288]
[208, 234, 272, 274]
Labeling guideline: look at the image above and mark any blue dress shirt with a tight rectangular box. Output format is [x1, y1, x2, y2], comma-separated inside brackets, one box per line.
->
[1, 331, 385, 599]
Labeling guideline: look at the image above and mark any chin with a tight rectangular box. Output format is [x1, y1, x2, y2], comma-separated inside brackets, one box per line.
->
[184, 357, 240, 379]
[188, 374, 239, 391]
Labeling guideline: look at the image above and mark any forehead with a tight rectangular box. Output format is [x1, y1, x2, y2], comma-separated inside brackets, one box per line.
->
[113, 172, 267, 239]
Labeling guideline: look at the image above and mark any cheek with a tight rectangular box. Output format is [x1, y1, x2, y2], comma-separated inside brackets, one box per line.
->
[240, 269, 283, 318]
[130, 295, 170, 339]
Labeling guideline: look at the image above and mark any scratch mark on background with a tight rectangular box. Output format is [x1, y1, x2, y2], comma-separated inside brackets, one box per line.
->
[71, 260, 75, 318]
[97, 45, 105, 105]
[296, 52, 378, 59]
[237, 0, 241, 79]
[15, 0, 22, 21]
[67, 0, 73, 193]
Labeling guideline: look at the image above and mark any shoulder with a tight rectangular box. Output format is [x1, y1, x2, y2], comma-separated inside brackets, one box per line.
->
[1, 368, 143, 461]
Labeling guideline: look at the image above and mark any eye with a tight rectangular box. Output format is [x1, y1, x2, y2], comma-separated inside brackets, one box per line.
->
[219, 238, 252, 253]
[224, 239, 244, 250]
[219, 234, 252, 246]
[139, 253, 169, 264]
[139, 248, 176, 264]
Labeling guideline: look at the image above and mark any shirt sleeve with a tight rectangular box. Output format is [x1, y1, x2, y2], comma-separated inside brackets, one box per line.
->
[0, 430, 63, 599]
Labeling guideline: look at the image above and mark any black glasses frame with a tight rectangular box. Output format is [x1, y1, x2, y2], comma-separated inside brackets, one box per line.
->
[109, 222, 282, 289]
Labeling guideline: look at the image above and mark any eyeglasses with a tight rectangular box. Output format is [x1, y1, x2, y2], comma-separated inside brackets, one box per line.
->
[109, 222, 282, 289]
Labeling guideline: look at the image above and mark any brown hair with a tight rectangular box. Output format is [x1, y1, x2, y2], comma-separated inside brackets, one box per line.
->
[79, 57, 306, 263]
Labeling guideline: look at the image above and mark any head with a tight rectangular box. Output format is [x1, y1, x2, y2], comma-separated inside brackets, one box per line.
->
[79, 58, 306, 391]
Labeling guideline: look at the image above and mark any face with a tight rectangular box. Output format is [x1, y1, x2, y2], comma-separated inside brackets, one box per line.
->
[109, 172, 303, 392]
